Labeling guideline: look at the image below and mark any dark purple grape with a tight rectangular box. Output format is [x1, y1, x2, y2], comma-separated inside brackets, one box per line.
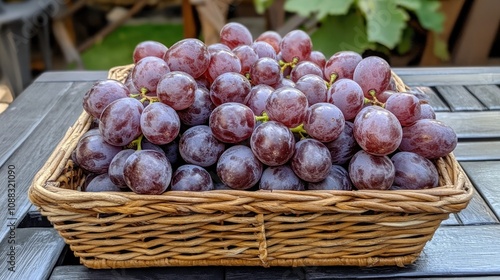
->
[244, 84, 273, 116]
[133, 40, 168, 64]
[266, 86, 308, 128]
[290, 61, 323, 82]
[272, 77, 295, 89]
[140, 102, 180, 145]
[179, 125, 225, 167]
[328, 78, 365, 121]
[171, 164, 214, 191]
[216, 145, 262, 190]
[353, 106, 402, 156]
[75, 133, 122, 174]
[161, 140, 180, 166]
[348, 150, 395, 190]
[323, 51, 362, 82]
[157, 71, 197, 110]
[251, 41, 277, 59]
[209, 102, 255, 143]
[207, 43, 231, 54]
[123, 150, 172, 194]
[304, 103, 345, 142]
[99, 98, 143, 146]
[384, 92, 422, 126]
[250, 120, 295, 166]
[280, 30, 312, 63]
[220, 22, 253, 49]
[295, 74, 328, 105]
[163, 38, 210, 78]
[399, 119, 457, 159]
[391, 151, 439, 190]
[206, 49, 242, 83]
[177, 87, 216, 126]
[353, 56, 391, 99]
[291, 138, 331, 182]
[255, 30, 281, 53]
[259, 165, 305, 191]
[250, 57, 282, 86]
[108, 149, 135, 187]
[308, 165, 352, 191]
[324, 121, 360, 165]
[83, 79, 130, 119]
[85, 173, 123, 192]
[209, 72, 251, 106]
[418, 103, 436, 120]
[131, 56, 170, 93]
[141, 138, 165, 154]
[233, 45, 259, 76]
[307, 50, 326, 69]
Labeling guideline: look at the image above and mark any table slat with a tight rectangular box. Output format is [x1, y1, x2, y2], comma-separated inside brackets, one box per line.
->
[34, 71, 108, 82]
[410, 86, 450, 112]
[461, 161, 500, 219]
[435, 86, 486, 111]
[0, 82, 73, 166]
[304, 225, 500, 279]
[0, 228, 65, 280]
[454, 141, 500, 162]
[455, 185, 499, 225]
[436, 111, 500, 139]
[0, 82, 93, 242]
[49, 265, 225, 280]
[466, 85, 500, 110]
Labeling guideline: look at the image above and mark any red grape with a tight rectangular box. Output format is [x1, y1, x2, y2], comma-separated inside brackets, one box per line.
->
[353, 56, 391, 99]
[83, 79, 130, 119]
[209, 102, 255, 144]
[308, 165, 352, 191]
[399, 119, 457, 159]
[324, 51, 362, 82]
[391, 151, 439, 190]
[133, 40, 168, 64]
[266, 86, 308, 128]
[99, 98, 143, 146]
[140, 102, 180, 145]
[304, 103, 345, 142]
[280, 30, 312, 63]
[348, 150, 395, 190]
[327, 78, 365, 121]
[216, 145, 262, 190]
[291, 138, 331, 182]
[171, 164, 214, 191]
[179, 125, 225, 167]
[259, 165, 305, 191]
[250, 120, 295, 166]
[220, 22, 253, 49]
[131, 56, 170, 93]
[124, 150, 172, 194]
[295, 74, 328, 105]
[353, 105, 402, 156]
[209, 72, 251, 106]
[250, 57, 282, 86]
[163, 38, 210, 78]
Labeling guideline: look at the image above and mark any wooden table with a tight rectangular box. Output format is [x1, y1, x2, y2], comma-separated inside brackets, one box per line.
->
[1, 67, 500, 279]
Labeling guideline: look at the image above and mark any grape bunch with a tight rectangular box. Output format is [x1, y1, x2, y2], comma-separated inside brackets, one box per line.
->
[76, 22, 457, 194]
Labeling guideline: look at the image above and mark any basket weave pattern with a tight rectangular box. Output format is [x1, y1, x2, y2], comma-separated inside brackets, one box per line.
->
[29, 66, 473, 269]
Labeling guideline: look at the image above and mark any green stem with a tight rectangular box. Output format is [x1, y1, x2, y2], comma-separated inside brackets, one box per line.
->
[255, 112, 269, 123]
[329, 73, 338, 85]
[290, 123, 308, 139]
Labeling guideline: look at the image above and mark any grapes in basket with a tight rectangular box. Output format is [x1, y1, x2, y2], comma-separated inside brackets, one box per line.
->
[76, 22, 458, 194]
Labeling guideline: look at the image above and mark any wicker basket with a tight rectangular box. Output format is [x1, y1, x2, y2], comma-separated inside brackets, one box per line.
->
[29, 65, 473, 269]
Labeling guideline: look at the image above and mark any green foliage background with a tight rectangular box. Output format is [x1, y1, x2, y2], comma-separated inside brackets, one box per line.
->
[254, 0, 447, 60]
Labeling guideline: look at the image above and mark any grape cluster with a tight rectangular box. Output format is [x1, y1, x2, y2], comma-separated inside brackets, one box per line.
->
[76, 22, 457, 194]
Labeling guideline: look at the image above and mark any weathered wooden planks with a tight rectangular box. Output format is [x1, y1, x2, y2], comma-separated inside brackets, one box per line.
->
[49, 265, 225, 280]
[436, 111, 500, 139]
[0, 228, 65, 280]
[0, 81, 94, 242]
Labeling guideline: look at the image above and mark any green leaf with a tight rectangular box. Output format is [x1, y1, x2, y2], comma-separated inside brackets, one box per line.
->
[413, 0, 444, 33]
[397, 26, 414, 54]
[284, 0, 354, 20]
[394, 0, 421, 11]
[357, 0, 409, 49]
[253, 0, 275, 14]
[433, 35, 450, 61]
[310, 12, 372, 58]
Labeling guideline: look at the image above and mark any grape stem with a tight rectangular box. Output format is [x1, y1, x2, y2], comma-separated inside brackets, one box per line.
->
[329, 73, 338, 85]
[366, 89, 385, 107]
[255, 112, 269, 123]
[138, 87, 160, 104]
[129, 134, 144, 151]
[279, 57, 299, 74]
[290, 123, 308, 140]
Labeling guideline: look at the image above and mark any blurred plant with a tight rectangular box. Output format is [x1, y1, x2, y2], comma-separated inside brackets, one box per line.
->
[254, 0, 448, 61]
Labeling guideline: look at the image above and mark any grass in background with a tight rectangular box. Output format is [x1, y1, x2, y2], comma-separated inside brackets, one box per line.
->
[81, 23, 184, 70]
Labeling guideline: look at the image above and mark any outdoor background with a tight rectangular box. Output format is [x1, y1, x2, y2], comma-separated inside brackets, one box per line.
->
[1, 0, 499, 113]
